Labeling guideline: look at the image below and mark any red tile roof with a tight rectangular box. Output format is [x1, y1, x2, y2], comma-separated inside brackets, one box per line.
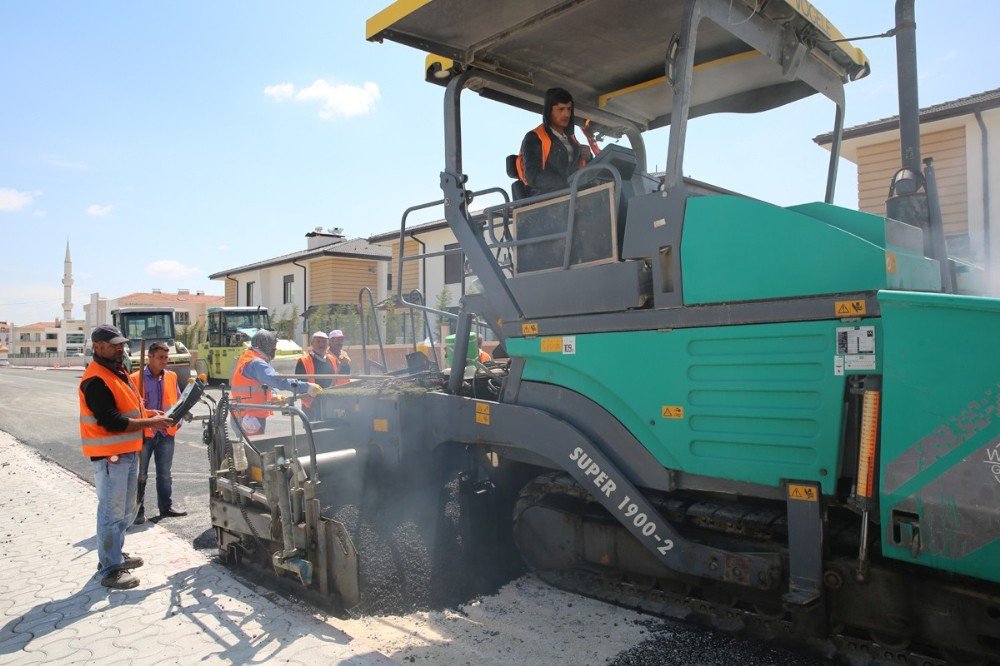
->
[116, 292, 225, 305]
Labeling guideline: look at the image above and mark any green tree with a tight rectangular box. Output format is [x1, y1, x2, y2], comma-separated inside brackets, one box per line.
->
[384, 302, 402, 344]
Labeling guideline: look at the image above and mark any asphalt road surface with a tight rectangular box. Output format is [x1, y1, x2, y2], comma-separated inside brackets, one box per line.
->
[0, 365, 829, 665]
[0, 366, 222, 552]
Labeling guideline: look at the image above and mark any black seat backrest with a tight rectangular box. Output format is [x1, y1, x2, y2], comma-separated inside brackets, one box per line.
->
[507, 154, 529, 199]
[505, 154, 519, 179]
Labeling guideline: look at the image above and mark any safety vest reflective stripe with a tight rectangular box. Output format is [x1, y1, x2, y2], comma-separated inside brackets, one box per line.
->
[79, 362, 144, 457]
[86, 431, 146, 446]
[79, 408, 140, 425]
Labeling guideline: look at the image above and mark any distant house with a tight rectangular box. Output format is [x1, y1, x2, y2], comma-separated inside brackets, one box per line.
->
[369, 217, 474, 313]
[815, 88, 1000, 269]
[208, 228, 392, 339]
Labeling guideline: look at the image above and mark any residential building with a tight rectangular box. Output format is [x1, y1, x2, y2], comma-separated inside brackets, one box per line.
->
[815, 88, 1000, 283]
[208, 228, 391, 339]
[369, 218, 472, 313]
[84, 289, 225, 335]
[11, 319, 85, 356]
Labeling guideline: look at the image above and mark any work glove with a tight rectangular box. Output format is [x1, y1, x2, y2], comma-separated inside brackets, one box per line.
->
[307, 383, 323, 398]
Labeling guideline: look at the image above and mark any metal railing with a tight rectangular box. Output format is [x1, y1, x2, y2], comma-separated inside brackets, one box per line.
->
[481, 164, 623, 273]
[357, 286, 388, 375]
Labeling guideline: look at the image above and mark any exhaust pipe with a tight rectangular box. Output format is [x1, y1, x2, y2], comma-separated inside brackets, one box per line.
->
[886, 0, 955, 293]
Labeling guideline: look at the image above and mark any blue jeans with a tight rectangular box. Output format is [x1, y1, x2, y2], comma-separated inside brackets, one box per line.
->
[93, 451, 139, 577]
[138, 432, 175, 516]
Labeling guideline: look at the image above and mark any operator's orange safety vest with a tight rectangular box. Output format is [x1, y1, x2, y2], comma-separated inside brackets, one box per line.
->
[299, 352, 349, 408]
[79, 362, 144, 457]
[516, 124, 586, 186]
[231, 348, 272, 419]
[130, 368, 180, 436]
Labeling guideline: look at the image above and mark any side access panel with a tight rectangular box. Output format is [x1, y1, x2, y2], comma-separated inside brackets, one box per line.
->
[879, 290, 1000, 583]
[507, 318, 882, 494]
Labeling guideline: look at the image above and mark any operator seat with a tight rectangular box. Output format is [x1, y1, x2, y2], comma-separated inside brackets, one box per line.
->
[506, 154, 529, 200]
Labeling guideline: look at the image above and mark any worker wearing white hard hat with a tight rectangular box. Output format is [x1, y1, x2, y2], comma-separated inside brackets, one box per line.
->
[295, 330, 340, 415]
[327, 330, 351, 385]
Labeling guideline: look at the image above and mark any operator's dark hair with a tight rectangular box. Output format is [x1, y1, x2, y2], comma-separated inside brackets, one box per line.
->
[542, 87, 575, 131]
[148, 341, 170, 355]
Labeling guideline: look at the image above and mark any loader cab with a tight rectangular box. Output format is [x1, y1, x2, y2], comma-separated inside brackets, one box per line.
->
[206, 307, 271, 347]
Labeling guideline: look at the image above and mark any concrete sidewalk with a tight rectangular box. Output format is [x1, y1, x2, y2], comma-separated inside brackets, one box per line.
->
[0, 431, 390, 665]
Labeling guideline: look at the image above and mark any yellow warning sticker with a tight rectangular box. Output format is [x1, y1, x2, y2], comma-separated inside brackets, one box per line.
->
[476, 413, 490, 425]
[661, 405, 684, 419]
[885, 252, 897, 275]
[373, 418, 389, 433]
[787, 483, 818, 502]
[475, 403, 490, 415]
[540, 337, 563, 353]
[522, 322, 539, 336]
[249, 466, 263, 482]
[835, 300, 866, 317]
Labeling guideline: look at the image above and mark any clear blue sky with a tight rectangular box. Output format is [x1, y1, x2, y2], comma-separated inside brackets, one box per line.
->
[1, 1, 997, 326]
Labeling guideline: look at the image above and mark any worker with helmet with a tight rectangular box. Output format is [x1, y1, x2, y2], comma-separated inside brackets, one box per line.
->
[295, 331, 341, 417]
[230, 329, 320, 437]
[327, 329, 352, 383]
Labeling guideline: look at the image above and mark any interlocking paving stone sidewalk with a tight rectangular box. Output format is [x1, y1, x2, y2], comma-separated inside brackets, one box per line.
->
[0, 431, 390, 665]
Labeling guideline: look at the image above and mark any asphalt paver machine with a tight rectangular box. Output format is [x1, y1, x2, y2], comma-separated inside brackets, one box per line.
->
[205, 1, 1000, 661]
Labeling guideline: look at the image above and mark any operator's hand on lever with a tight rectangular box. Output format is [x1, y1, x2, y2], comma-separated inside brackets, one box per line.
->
[270, 394, 290, 407]
[307, 383, 323, 398]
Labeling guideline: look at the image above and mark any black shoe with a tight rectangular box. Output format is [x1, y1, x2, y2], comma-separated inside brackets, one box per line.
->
[160, 507, 187, 518]
[101, 569, 139, 589]
[133, 513, 146, 525]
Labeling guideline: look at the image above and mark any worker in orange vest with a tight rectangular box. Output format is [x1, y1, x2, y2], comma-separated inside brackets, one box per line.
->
[327, 329, 352, 384]
[476, 333, 493, 364]
[130, 340, 186, 525]
[294, 331, 348, 418]
[516, 87, 592, 196]
[80, 324, 173, 589]
[231, 329, 320, 440]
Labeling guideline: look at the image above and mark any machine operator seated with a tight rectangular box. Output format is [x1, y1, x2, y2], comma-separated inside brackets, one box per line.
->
[514, 87, 593, 198]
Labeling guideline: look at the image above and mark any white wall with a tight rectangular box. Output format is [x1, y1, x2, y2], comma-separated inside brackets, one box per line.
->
[964, 107, 1000, 292]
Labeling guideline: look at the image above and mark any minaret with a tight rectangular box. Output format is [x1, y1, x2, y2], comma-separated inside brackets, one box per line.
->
[62, 240, 73, 321]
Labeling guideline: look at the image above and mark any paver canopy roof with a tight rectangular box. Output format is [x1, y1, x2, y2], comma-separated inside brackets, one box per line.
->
[367, 0, 868, 134]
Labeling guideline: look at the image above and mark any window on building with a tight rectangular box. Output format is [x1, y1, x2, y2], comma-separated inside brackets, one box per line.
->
[66, 333, 84, 344]
[46, 333, 58, 340]
[444, 243, 464, 285]
[246, 281, 255, 305]
[175, 311, 190, 326]
[387, 273, 393, 292]
[46, 347, 58, 354]
[283, 274, 295, 305]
